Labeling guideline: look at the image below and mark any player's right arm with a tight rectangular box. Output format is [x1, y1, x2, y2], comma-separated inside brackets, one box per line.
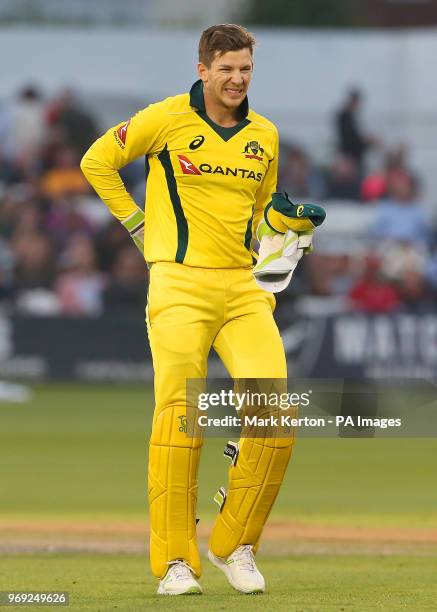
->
[80, 101, 169, 253]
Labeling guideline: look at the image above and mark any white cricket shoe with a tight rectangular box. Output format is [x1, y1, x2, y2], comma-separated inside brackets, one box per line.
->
[157, 560, 202, 595]
[208, 545, 265, 594]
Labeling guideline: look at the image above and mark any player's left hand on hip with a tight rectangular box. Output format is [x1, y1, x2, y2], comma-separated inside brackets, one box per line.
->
[253, 193, 326, 294]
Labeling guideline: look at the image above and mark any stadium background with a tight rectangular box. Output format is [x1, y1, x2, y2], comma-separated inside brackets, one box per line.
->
[0, 1, 437, 609]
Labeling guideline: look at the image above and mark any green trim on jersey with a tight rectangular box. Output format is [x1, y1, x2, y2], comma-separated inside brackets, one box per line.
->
[197, 111, 251, 142]
[189, 80, 249, 119]
[158, 145, 189, 263]
[244, 207, 253, 251]
[190, 80, 250, 141]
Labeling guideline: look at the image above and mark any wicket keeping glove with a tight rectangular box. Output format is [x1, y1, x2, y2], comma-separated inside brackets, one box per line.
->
[253, 192, 326, 293]
[121, 207, 145, 254]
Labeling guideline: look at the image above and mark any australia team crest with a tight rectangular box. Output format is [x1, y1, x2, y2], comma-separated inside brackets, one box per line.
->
[243, 140, 264, 161]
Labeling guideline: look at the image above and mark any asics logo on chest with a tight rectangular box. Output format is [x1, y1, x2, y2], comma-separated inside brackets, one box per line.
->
[189, 135, 205, 150]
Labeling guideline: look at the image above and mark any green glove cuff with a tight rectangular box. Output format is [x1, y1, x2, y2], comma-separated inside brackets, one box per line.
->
[121, 207, 145, 254]
[264, 192, 326, 235]
[271, 192, 326, 227]
[122, 207, 144, 233]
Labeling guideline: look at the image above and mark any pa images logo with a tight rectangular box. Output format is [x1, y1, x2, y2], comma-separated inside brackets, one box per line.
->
[243, 140, 264, 161]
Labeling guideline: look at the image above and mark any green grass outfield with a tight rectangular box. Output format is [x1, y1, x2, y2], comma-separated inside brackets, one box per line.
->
[1, 384, 437, 610]
[1, 553, 437, 611]
[1, 384, 436, 526]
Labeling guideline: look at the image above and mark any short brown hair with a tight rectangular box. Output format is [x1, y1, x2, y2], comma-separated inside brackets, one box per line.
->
[198, 24, 256, 67]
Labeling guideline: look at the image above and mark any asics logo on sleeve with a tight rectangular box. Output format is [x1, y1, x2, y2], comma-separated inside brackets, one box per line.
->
[178, 155, 202, 175]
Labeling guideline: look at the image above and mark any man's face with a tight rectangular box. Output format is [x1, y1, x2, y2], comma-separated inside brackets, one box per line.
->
[198, 48, 253, 111]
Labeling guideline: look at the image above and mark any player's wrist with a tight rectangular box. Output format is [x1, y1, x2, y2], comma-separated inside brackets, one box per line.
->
[121, 207, 145, 254]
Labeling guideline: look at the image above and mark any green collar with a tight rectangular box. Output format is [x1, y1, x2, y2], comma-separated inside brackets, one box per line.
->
[189, 80, 250, 142]
[189, 79, 249, 119]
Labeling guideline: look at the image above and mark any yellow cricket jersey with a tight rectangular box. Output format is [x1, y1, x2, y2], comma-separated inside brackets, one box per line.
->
[80, 80, 279, 268]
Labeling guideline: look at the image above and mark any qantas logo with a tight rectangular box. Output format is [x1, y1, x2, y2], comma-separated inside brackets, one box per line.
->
[177, 156, 263, 182]
[177, 155, 202, 175]
[116, 120, 130, 145]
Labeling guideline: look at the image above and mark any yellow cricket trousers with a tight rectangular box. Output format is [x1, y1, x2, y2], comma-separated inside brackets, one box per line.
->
[146, 262, 293, 578]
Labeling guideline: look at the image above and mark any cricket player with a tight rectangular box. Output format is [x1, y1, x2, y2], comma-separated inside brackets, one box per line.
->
[81, 24, 324, 595]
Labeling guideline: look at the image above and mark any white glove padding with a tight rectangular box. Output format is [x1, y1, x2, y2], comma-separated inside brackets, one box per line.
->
[253, 229, 313, 293]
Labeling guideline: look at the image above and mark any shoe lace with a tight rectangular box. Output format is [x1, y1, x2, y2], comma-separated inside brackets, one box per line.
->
[232, 545, 257, 572]
[168, 560, 193, 581]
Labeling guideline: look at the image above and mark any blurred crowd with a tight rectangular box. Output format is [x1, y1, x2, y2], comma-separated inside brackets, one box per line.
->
[278, 89, 437, 317]
[0, 85, 147, 316]
[0, 85, 436, 317]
